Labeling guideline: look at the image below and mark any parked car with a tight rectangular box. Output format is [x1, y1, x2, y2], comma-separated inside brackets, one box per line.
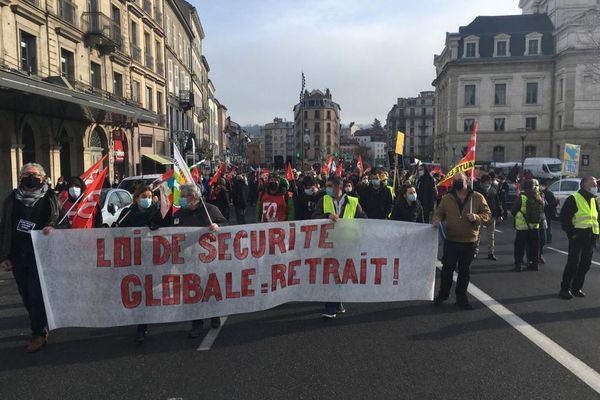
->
[118, 174, 162, 194]
[547, 178, 581, 216]
[99, 188, 133, 227]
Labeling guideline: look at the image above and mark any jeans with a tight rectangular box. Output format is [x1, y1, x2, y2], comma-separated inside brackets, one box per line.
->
[514, 229, 539, 266]
[475, 218, 496, 255]
[324, 302, 343, 315]
[11, 254, 47, 337]
[235, 207, 246, 225]
[438, 240, 475, 303]
[561, 232, 595, 291]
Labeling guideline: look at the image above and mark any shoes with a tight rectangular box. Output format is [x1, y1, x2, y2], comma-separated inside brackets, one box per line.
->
[558, 289, 573, 300]
[513, 264, 523, 272]
[527, 264, 539, 271]
[539, 256, 546, 264]
[25, 336, 46, 353]
[135, 330, 147, 343]
[210, 317, 222, 329]
[321, 313, 337, 319]
[571, 289, 585, 298]
[188, 320, 204, 338]
[473, 253, 478, 260]
[488, 254, 497, 261]
[455, 301, 473, 310]
[433, 295, 448, 306]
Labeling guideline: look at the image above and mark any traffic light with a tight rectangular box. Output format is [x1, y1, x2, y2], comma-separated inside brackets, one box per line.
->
[334, 151, 339, 157]
[296, 152, 301, 159]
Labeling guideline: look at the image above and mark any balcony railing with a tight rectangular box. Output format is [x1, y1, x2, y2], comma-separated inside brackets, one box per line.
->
[145, 53, 154, 70]
[82, 12, 122, 49]
[156, 61, 164, 76]
[179, 90, 194, 110]
[58, 0, 78, 26]
[143, 0, 152, 15]
[130, 44, 141, 63]
[154, 6, 163, 25]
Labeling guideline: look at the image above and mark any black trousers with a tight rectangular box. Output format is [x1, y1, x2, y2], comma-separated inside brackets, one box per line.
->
[235, 207, 246, 225]
[11, 254, 47, 337]
[561, 232, 595, 291]
[514, 229, 539, 266]
[438, 240, 475, 302]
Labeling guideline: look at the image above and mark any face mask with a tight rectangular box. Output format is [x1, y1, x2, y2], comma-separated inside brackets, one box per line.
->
[540, 186, 546, 191]
[589, 187, 598, 196]
[345, 187, 353, 194]
[418, 171, 424, 177]
[482, 184, 491, 192]
[179, 198, 188, 208]
[139, 198, 152, 209]
[304, 188, 313, 196]
[452, 181, 465, 191]
[407, 193, 417, 202]
[21, 175, 44, 190]
[371, 179, 380, 188]
[325, 187, 335, 197]
[68, 187, 81, 199]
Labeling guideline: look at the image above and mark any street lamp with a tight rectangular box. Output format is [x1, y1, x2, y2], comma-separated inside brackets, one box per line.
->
[303, 128, 310, 166]
[519, 128, 527, 178]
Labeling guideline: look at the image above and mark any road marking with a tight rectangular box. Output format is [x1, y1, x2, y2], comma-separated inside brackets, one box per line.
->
[197, 317, 228, 351]
[494, 229, 503, 233]
[436, 262, 600, 394]
[547, 246, 600, 266]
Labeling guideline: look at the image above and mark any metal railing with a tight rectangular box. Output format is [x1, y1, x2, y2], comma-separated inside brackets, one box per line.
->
[130, 44, 141, 63]
[81, 12, 122, 47]
[179, 90, 194, 107]
[58, 0, 78, 26]
[145, 53, 154, 70]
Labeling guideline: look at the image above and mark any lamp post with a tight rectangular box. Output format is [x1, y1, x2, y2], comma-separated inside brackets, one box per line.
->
[519, 128, 527, 179]
[303, 128, 310, 167]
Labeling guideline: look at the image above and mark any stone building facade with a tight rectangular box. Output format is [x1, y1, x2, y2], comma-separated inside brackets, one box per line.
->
[260, 118, 293, 168]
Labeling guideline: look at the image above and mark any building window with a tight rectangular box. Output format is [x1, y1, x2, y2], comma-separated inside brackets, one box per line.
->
[327, 110, 331, 119]
[90, 62, 102, 89]
[494, 118, 505, 131]
[527, 39, 540, 55]
[140, 135, 153, 148]
[494, 83, 506, 105]
[464, 85, 476, 106]
[326, 123, 331, 133]
[132, 80, 140, 102]
[303, 110, 308, 119]
[525, 117, 537, 131]
[146, 86, 153, 110]
[60, 48, 74, 81]
[493, 146, 505, 162]
[174, 65, 179, 92]
[167, 59, 173, 92]
[157, 91, 163, 114]
[465, 42, 477, 58]
[464, 118, 475, 132]
[315, 110, 320, 119]
[557, 114, 563, 129]
[20, 31, 37, 74]
[113, 72, 123, 98]
[422, 108, 426, 116]
[496, 41, 508, 56]
[526, 82, 538, 104]
[314, 122, 320, 133]
[525, 145, 537, 158]
[559, 78, 564, 101]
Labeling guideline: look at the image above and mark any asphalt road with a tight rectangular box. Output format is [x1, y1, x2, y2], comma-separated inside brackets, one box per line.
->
[2, 209, 600, 400]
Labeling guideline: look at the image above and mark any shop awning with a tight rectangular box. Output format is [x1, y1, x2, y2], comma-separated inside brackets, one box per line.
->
[143, 154, 173, 165]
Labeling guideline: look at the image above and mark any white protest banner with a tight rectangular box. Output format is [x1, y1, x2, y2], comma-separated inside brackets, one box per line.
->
[31, 219, 438, 330]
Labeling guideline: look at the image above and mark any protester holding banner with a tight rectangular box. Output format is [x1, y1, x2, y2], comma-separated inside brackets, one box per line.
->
[359, 173, 392, 220]
[474, 174, 503, 261]
[313, 175, 367, 318]
[390, 184, 424, 223]
[433, 172, 491, 310]
[207, 178, 230, 221]
[0, 163, 65, 353]
[256, 173, 295, 222]
[294, 175, 324, 220]
[168, 183, 227, 337]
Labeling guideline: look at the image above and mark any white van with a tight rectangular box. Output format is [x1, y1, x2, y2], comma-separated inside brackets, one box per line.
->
[523, 158, 562, 180]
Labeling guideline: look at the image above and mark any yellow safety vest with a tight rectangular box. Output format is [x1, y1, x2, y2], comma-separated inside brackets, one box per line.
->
[572, 192, 600, 234]
[515, 194, 540, 231]
[323, 195, 359, 219]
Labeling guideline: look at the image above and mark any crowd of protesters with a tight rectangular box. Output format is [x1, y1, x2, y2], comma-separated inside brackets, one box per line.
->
[0, 160, 598, 353]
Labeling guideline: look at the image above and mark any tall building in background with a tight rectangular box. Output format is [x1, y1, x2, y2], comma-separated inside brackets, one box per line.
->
[293, 89, 341, 166]
[260, 118, 293, 168]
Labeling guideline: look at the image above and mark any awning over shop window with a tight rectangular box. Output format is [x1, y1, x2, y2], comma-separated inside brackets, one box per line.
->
[143, 154, 173, 165]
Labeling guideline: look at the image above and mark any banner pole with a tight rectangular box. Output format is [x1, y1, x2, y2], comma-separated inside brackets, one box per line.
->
[393, 153, 399, 195]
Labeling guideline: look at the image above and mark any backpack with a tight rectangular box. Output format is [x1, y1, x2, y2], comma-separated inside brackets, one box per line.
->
[523, 195, 543, 225]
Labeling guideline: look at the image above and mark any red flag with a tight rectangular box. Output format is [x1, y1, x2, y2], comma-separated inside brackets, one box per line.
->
[191, 166, 200, 184]
[357, 155, 364, 176]
[437, 121, 478, 188]
[81, 154, 108, 185]
[335, 163, 342, 177]
[209, 163, 227, 186]
[286, 163, 294, 181]
[70, 167, 107, 228]
[321, 156, 334, 175]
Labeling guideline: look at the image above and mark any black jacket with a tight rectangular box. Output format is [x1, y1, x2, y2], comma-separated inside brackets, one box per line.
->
[168, 202, 228, 228]
[416, 172, 437, 211]
[359, 185, 392, 220]
[231, 180, 249, 209]
[543, 189, 558, 215]
[560, 189, 600, 239]
[390, 197, 424, 223]
[475, 184, 503, 218]
[294, 190, 325, 221]
[116, 203, 163, 229]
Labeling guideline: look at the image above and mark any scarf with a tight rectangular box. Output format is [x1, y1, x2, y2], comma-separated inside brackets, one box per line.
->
[15, 184, 49, 208]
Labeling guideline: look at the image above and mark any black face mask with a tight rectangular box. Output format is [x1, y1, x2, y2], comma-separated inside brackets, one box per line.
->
[21, 175, 44, 190]
[268, 182, 279, 192]
[452, 181, 465, 192]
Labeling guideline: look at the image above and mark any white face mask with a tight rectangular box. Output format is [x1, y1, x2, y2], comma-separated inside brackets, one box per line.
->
[68, 187, 81, 199]
[589, 186, 598, 196]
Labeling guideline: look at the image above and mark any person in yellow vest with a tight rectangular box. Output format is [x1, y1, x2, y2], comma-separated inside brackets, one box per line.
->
[312, 175, 367, 319]
[510, 179, 543, 272]
[558, 176, 599, 299]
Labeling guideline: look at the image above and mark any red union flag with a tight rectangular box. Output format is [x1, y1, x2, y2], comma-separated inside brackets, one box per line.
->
[321, 156, 334, 175]
[286, 162, 294, 181]
[437, 120, 478, 188]
[357, 154, 364, 176]
[70, 167, 107, 228]
[81, 154, 108, 186]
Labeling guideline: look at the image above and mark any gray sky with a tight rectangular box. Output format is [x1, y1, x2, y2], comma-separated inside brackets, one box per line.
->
[194, 0, 521, 126]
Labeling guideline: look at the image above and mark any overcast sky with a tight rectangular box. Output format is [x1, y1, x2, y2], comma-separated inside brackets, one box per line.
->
[193, 0, 521, 126]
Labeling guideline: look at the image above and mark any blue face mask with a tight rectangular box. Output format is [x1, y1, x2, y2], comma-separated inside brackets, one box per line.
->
[407, 193, 417, 202]
[325, 187, 335, 197]
[139, 198, 152, 209]
[304, 188, 313, 196]
[179, 197, 188, 208]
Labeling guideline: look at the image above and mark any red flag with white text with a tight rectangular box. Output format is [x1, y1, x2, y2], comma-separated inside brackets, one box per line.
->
[357, 155, 364, 177]
[80, 154, 108, 186]
[70, 167, 107, 228]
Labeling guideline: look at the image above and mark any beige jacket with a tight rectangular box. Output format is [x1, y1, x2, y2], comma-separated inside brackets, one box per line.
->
[434, 190, 491, 243]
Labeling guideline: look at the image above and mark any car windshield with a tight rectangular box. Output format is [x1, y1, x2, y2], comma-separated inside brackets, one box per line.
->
[547, 164, 562, 173]
[99, 189, 110, 207]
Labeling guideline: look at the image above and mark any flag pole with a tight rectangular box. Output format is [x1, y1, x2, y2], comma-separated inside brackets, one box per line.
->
[393, 153, 399, 195]
[57, 193, 84, 226]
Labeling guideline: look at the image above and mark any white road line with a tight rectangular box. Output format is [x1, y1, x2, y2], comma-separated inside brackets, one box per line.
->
[435, 262, 600, 394]
[197, 317, 228, 351]
[494, 229, 503, 233]
[547, 246, 600, 266]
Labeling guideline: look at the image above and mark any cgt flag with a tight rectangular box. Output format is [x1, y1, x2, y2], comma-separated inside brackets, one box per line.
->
[395, 131, 405, 155]
[80, 154, 108, 186]
[70, 167, 108, 228]
[357, 154, 364, 177]
[437, 121, 478, 188]
[286, 162, 294, 182]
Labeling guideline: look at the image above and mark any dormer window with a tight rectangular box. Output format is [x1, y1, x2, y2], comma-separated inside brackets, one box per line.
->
[463, 35, 480, 58]
[525, 33, 543, 55]
[493, 34, 511, 57]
